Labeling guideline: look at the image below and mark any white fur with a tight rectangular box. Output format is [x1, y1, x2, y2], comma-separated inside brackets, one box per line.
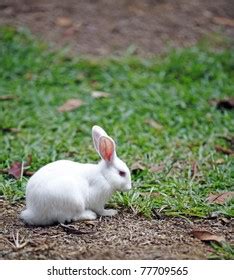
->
[20, 126, 131, 225]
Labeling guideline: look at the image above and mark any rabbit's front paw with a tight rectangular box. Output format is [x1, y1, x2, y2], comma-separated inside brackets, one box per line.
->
[101, 209, 118, 216]
[73, 210, 97, 221]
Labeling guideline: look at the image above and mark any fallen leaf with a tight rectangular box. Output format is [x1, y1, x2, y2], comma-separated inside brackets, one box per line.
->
[0, 168, 35, 177]
[64, 26, 77, 36]
[91, 91, 110, 98]
[145, 119, 163, 130]
[213, 16, 234, 27]
[149, 164, 165, 173]
[56, 16, 73, 28]
[191, 229, 225, 243]
[60, 223, 95, 235]
[214, 158, 225, 164]
[214, 98, 234, 111]
[64, 23, 82, 36]
[58, 99, 84, 112]
[139, 192, 161, 198]
[131, 162, 165, 174]
[0, 95, 17, 101]
[206, 192, 234, 204]
[7, 157, 33, 179]
[215, 145, 234, 156]
[130, 162, 145, 172]
[8, 162, 24, 179]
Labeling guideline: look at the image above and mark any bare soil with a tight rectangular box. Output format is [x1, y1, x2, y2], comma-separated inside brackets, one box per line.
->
[0, 199, 233, 259]
[0, 0, 233, 56]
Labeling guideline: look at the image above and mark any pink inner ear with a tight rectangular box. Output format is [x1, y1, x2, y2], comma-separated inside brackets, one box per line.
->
[99, 137, 114, 161]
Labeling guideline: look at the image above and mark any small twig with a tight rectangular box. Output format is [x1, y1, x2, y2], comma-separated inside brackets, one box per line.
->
[191, 161, 198, 179]
[60, 223, 96, 235]
[8, 230, 29, 249]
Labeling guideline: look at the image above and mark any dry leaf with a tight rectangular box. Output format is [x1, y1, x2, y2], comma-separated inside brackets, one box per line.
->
[215, 145, 234, 156]
[91, 91, 110, 98]
[213, 16, 234, 27]
[0, 168, 34, 178]
[6, 157, 33, 179]
[206, 192, 234, 204]
[64, 26, 78, 36]
[216, 98, 234, 111]
[145, 119, 163, 130]
[149, 164, 165, 173]
[191, 229, 225, 243]
[139, 192, 160, 198]
[8, 162, 24, 179]
[130, 162, 145, 172]
[0, 95, 17, 101]
[58, 99, 84, 112]
[56, 16, 73, 28]
[64, 22, 82, 36]
[214, 158, 225, 164]
[131, 162, 164, 174]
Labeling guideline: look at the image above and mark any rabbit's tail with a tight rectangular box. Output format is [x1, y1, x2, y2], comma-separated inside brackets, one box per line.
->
[20, 209, 38, 225]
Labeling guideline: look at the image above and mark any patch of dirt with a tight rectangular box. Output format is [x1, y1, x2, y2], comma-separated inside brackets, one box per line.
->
[0, 0, 233, 56]
[0, 199, 233, 259]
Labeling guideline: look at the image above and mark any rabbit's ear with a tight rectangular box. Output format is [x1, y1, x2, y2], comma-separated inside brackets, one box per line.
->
[98, 136, 116, 162]
[92, 125, 108, 152]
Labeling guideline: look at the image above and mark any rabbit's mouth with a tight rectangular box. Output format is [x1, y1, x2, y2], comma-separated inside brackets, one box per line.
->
[120, 183, 132, 192]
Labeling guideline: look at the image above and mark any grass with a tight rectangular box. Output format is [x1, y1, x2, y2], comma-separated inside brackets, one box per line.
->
[0, 26, 233, 222]
[209, 242, 234, 260]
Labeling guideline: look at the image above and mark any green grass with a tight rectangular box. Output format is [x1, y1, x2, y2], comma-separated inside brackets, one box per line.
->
[0, 26, 234, 221]
[209, 242, 234, 260]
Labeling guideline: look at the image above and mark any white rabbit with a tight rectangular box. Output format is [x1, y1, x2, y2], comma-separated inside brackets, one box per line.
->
[20, 125, 131, 225]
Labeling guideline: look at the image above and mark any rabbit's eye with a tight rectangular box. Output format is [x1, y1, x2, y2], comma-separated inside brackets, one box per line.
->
[119, 170, 126, 177]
